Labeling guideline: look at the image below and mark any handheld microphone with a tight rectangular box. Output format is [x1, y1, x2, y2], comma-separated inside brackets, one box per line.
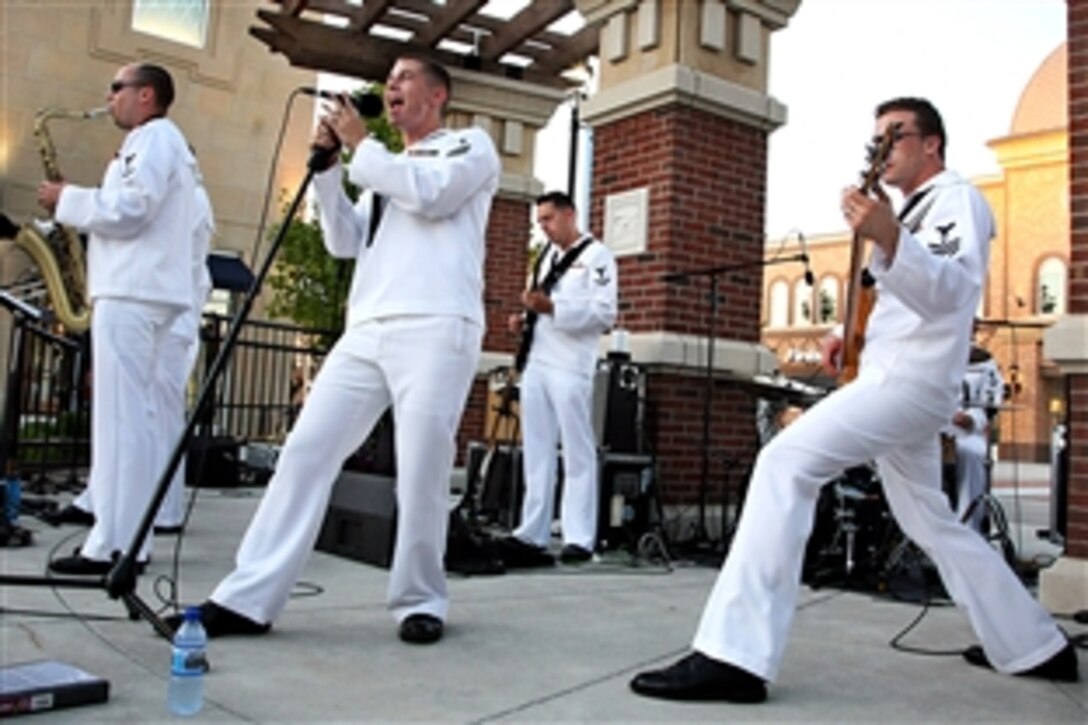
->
[301, 88, 384, 172]
[797, 231, 815, 286]
[299, 87, 384, 118]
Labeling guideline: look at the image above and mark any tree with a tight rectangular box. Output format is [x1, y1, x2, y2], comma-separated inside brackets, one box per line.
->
[265, 88, 402, 338]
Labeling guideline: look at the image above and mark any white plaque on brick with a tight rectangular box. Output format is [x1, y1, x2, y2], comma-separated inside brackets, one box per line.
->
[604, 187, 649, 256]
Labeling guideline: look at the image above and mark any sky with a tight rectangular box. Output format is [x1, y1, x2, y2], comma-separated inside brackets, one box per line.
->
[534, 0, 1067, 243]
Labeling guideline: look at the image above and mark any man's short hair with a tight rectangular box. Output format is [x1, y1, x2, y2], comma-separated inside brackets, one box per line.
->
[876, 96, 946, 160]
[132, 63, 175, 113]
[536, 191, 575, 210]
[395, 52, 451, 104]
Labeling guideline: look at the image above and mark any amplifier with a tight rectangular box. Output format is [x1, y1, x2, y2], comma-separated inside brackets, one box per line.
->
[597, 452, 654, 551]
[592, 356, 644, 454]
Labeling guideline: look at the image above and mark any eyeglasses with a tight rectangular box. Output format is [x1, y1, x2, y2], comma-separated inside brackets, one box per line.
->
[109, 80, 142, 94]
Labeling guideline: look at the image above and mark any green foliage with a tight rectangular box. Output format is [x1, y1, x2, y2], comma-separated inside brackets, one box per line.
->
[265, 86, 403, 336]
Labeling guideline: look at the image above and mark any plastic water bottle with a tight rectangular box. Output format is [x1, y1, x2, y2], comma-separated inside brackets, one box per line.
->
[168, 607, 207, 716]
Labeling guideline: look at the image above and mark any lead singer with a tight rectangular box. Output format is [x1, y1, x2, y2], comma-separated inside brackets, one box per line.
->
[170, 53, 500, 645]
[630, 97, 1077, 703]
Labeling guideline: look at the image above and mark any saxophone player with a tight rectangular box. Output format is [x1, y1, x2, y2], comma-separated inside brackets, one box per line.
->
[36, 63, 199, 575]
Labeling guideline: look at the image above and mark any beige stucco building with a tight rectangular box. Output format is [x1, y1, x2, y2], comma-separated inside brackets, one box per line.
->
[763, 42, 1070, 462]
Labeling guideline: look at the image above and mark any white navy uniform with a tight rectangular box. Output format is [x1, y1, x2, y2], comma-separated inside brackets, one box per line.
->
[210, 127, 499, 626]
[513, 239, 618, 550]
[55, 117, 197, 563]
[693, 169, 1067, 679]
[72, 180, 212, 530]
[154, 180, 213, 528]
[947, 353, 1004, 530]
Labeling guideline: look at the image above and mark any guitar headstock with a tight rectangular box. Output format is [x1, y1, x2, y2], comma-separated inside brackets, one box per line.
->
[859, 121, 901, 196]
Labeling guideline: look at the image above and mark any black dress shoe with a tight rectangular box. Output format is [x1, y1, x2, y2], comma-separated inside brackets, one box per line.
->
[559, 544, 594, 564]
[43, 504, 95, 527]
[630, 652, 767, 703]
[48, 554, 146, 577]
[494, 536, 554, 569]
[164, 600, 270, 638]
[399, 614, 444, 644]
[963, 642, 1079, 682]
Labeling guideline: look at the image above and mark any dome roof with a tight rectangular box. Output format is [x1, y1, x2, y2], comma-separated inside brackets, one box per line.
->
[1010, 42, 1067, 135]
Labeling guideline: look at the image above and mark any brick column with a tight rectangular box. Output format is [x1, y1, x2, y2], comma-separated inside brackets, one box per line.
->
[1040, 0, 1088, 611]
[443, 71, 565, 460]
[577, 0, 799, 534]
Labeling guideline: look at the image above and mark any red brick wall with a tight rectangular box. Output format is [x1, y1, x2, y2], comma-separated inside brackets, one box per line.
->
[590, 104, 767, 503]
[1066, 0, 1088, 557]
[455, 194, 530, 462]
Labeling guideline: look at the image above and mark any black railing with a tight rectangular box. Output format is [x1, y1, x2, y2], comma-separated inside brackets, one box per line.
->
[1, 313, 333, 488]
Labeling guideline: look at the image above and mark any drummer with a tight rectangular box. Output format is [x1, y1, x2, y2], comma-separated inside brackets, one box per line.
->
[944, 343, 1005, 531]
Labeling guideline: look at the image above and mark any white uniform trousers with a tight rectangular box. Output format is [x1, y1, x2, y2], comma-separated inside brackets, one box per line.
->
[514, 362, 598, 550]
[693, 370, 1067, 681]
[954, 435, 988, 532]
[80, 298, 180, 563]
[153, 329, 198, 528]
[210, 316, 482, 625]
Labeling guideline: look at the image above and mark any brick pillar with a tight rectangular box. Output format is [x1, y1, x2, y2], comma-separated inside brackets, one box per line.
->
[577, 0, 799, 533]
[443, 71, 565, 461]
[1040, 0, 1088, 611]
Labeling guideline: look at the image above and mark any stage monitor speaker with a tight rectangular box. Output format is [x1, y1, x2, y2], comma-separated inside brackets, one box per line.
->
[596, 452, 654, 551]
[593, 356, 643, 454]
[186, 435, 241, 488]
[342, 407, 395, 476]
[316, 471, 397, 569]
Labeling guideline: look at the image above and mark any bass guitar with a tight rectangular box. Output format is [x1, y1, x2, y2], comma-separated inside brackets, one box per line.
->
[838, 123, 899, 384]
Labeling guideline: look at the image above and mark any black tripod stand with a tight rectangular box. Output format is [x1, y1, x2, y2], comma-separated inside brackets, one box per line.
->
[662, 252, 808, 547]
[0, 160, 326, 639]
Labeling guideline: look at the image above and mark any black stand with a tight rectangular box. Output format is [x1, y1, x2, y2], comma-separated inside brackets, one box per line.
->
[662, 252, 807, 545]
[0, 164, 322, 639]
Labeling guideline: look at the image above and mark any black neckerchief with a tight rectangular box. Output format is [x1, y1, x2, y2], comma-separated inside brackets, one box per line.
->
[514, 235, 594, 372]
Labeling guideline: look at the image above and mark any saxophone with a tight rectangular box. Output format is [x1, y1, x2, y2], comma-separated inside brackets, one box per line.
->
[6, 107, 104, 333]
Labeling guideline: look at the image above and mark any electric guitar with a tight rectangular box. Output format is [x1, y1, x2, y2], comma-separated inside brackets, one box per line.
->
[838, 123, 899, 384]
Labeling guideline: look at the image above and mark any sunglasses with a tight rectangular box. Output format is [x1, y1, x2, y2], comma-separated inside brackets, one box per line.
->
[109, 80, 143, 94]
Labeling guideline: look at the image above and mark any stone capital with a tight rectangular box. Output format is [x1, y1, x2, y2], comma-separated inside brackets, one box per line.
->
[580, 62, 787, 130]
[1043, 313, 1088, 374]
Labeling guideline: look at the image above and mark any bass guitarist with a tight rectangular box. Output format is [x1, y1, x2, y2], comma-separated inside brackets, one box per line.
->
[630, 97, 1076, 705]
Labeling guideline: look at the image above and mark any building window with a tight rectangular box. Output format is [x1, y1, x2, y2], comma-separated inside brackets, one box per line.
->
[1037, 257, 1067, 316]
[818, 276, 838, 324]
[793, 279, 812, 327]
[768, 280, 789, 328]
[132, 0, 210, 49]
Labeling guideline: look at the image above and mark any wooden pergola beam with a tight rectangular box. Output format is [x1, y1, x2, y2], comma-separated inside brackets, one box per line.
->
[349, 0, 395, 33]
[478, 0, 573, 62]
[412, 0, 488, 47]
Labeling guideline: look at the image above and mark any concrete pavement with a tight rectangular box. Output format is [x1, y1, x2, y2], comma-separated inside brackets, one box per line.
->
[1, 480, 1084, 723]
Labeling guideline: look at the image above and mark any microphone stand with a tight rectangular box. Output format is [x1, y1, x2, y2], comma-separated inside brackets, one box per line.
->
[662, 252, 808, 548]
[0, 156, 327, 640]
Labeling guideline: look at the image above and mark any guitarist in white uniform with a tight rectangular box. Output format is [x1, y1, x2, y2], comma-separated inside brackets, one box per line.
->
[631, 97, 1077, 704]
[500, 192, 618, 566]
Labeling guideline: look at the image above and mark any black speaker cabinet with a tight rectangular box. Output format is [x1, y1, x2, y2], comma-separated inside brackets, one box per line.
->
[316, 471, 397, 569]
[186, 435, 241, 488]
[593, 356, 643, 454]
[342, 408, 396, 476]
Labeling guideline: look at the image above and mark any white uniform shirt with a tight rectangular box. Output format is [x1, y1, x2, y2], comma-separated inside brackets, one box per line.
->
[313, 127, 500, 328]
[56, 117, 197, 309]
[527, 239, 618, 377]
[171, 180, 214, 341]
[950, 355, 1004, 441]
[864, 169, 993, 417]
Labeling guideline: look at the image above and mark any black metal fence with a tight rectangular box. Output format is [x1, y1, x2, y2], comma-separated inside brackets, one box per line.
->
[1, 312, 333, 489]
